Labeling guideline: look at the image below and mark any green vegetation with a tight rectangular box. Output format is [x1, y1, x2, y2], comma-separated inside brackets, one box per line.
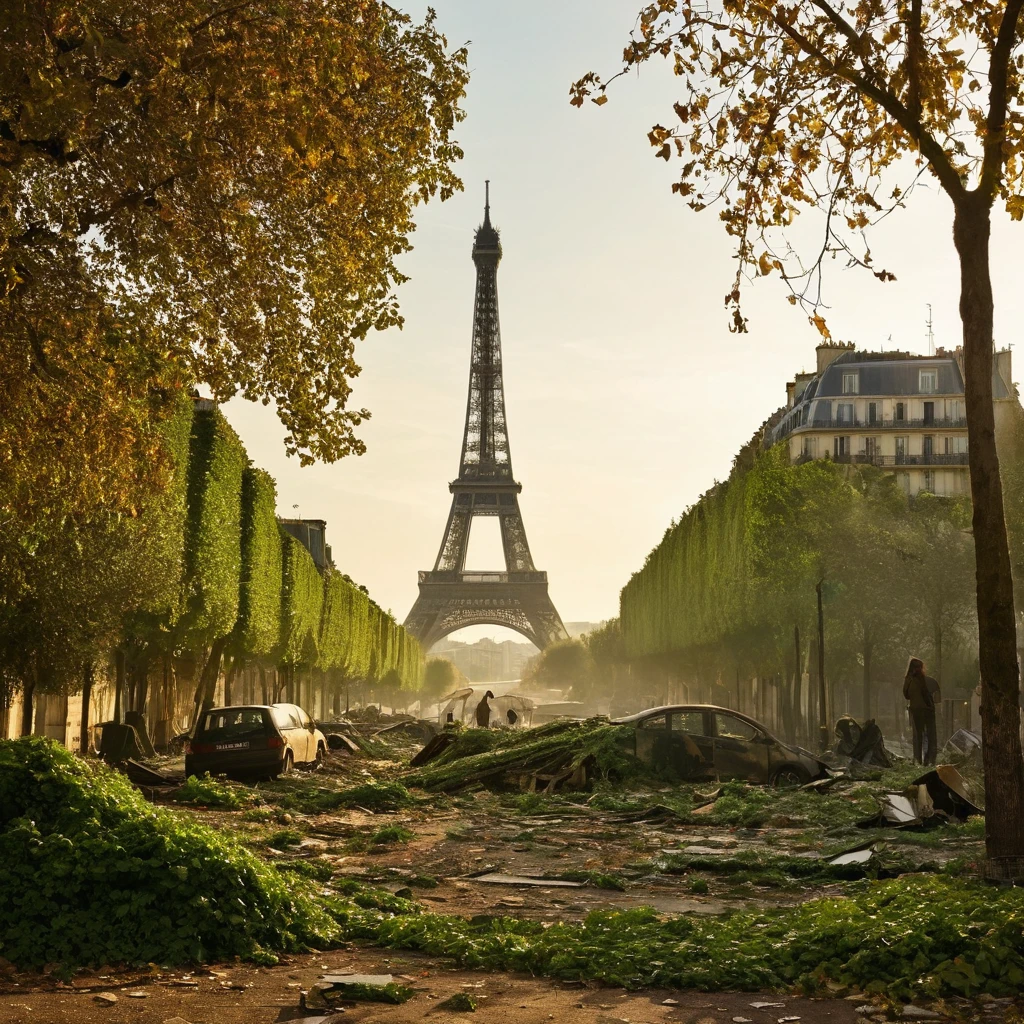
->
[4, 738, 1023, 999]
[331, 981, 415, 1004]
[237, 468, 283, 658]
[619, 443, 981, 725]
[173, 773, 250, 810]
[439, 993, 477, 1011]
[0, 738, 342, 967]
[372, 824, 415, 845]
[266, 828, 304, 849]
[280, 534, 325, 667]
[406, 719, 645, 793]
[261, 778, 415, 816]
[179, 408, 248, 648]
[373, 877, 1024, 997]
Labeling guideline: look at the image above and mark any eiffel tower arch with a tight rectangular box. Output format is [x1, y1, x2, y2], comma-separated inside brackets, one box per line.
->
[405, 186, 568, 652]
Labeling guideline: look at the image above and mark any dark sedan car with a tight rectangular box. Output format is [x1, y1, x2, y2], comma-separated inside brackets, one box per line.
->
[185, 703, 327, 780]
[612, 704, 828, 786]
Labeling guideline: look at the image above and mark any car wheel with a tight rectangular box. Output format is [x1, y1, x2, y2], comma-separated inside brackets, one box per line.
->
[281, 750, 294, 776]
[771, 765, 810, 789]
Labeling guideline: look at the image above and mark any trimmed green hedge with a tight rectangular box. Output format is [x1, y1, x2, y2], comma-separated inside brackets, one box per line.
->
[177, 407, 247, 648]
[317, 570, 421, 687]
[237, 468, 283, 657]
[280, 532, 324, 666]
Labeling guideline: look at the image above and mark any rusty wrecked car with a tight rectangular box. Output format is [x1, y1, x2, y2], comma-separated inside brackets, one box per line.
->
[612, 704, 829, 787]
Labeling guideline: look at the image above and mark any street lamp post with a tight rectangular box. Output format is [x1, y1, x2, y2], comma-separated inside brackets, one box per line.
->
[816, 579, 828, 752]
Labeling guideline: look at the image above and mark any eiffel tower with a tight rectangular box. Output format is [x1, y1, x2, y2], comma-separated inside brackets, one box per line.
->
[404, 186, 568, 652]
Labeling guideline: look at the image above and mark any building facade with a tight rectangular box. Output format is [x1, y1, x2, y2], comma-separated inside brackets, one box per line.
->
[770, 342, 1016, 496]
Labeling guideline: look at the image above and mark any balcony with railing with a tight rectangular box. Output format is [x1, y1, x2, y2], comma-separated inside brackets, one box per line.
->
[804, 415, 967, 431]
[830, 451, 969, 467]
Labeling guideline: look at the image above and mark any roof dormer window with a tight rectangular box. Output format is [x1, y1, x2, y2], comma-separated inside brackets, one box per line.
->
[842, 371, 859, 395]
[920, 369, 938, 394]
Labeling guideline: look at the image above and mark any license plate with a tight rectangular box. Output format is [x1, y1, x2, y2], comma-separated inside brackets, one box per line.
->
[215, 741, 249, 751]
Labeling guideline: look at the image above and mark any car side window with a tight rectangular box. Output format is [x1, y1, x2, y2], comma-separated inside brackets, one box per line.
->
[715, 714, 759, 742]
[298, 709, 313, 728]
[670, 712, 705, 735]
[272, 708, 294, 729]
[638, 714, 667, 730]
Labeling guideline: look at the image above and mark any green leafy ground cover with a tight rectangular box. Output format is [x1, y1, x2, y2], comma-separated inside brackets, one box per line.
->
[0, 738, 344, 966]
[256, 776, 415, 815]
[173, 772, 252, 809]
[371, 877, 1024, 998]
[3, 738, 1015, 1001]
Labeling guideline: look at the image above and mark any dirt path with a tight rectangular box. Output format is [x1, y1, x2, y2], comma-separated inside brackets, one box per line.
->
[0, 946, 945, 1024]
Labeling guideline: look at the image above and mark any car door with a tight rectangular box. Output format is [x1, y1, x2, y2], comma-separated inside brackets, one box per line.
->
[273, 706, 303, 761]
[713, 713, 771, 781]
[633, 713, 669, 766]
[296, 706, 316, 762]
[668, 710, 715, 779]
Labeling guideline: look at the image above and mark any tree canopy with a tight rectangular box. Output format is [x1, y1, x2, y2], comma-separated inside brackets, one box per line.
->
[1, 0, 468, 560]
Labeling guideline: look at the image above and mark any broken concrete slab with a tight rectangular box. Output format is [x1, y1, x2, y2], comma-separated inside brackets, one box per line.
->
[900, 1006, 944, 1019]
[93, 992, 118, 1005]
[829, 844, 877, 867]
[469, 872, 585, 888]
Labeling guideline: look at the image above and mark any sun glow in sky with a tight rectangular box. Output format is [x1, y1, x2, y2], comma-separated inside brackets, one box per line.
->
[225, 0, 1024, 634]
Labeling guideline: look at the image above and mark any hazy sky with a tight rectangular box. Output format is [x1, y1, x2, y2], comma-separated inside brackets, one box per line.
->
[225, 1, 1023, 645]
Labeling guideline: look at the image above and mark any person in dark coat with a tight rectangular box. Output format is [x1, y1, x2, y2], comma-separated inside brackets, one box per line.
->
[903, 657, 941, 765]
[475, 691, 495, 728]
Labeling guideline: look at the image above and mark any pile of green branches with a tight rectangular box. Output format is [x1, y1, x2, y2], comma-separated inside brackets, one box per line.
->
[405, 719, 643, 793]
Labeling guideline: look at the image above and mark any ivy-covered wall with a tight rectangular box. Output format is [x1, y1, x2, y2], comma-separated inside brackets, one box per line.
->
[279, 533, 324, 667]
[177, 407, 247, 648]
[236, 468, 283, 658]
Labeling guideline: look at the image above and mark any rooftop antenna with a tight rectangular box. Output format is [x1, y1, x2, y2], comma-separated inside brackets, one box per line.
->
[926, 304, 935, 356]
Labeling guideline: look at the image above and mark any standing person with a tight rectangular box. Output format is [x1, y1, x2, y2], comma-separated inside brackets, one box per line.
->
[903, 657, 940, 765]
[475, 690, 494, 729]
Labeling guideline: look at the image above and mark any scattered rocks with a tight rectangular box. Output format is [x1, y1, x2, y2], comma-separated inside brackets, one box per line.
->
[900, 1007, 943, 1020]
[93, 992, 117, 1005]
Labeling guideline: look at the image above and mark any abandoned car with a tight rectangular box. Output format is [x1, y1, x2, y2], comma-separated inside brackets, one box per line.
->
[185, 703, 327, 780]
[613, 704, 828, 786]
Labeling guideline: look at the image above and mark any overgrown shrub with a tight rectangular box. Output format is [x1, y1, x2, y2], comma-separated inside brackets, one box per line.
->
[0, 738, 340, 967]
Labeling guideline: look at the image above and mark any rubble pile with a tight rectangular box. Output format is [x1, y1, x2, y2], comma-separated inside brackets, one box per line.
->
[405, 719, 642, 793]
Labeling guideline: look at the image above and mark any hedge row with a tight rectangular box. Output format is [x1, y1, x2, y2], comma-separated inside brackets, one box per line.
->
[141, 401, 421, 687]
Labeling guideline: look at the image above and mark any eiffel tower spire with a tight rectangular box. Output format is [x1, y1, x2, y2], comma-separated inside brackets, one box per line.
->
[404, 187, 568, 651]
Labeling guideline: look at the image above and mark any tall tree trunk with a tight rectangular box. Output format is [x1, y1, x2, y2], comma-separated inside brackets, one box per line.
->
[191, 636, 228, 727]
[223, 656, 239, 707]
[80, 662, 94, 753]
[862, 625, 873, 720]
[20, 676, 35, 736]
[793, 624, 803, 744]
[954, 197, 1024, 869]
[113, 649, 126, 725]
[816, 581, 828, 751]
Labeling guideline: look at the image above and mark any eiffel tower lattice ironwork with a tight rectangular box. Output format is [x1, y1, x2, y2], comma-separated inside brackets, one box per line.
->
[404, 186, 568, 651]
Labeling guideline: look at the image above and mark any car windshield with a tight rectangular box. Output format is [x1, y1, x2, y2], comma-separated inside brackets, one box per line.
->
[198, 708, 270, 742]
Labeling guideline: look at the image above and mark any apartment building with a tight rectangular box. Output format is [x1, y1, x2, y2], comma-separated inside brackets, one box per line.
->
[770, 342, 1016, 497]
